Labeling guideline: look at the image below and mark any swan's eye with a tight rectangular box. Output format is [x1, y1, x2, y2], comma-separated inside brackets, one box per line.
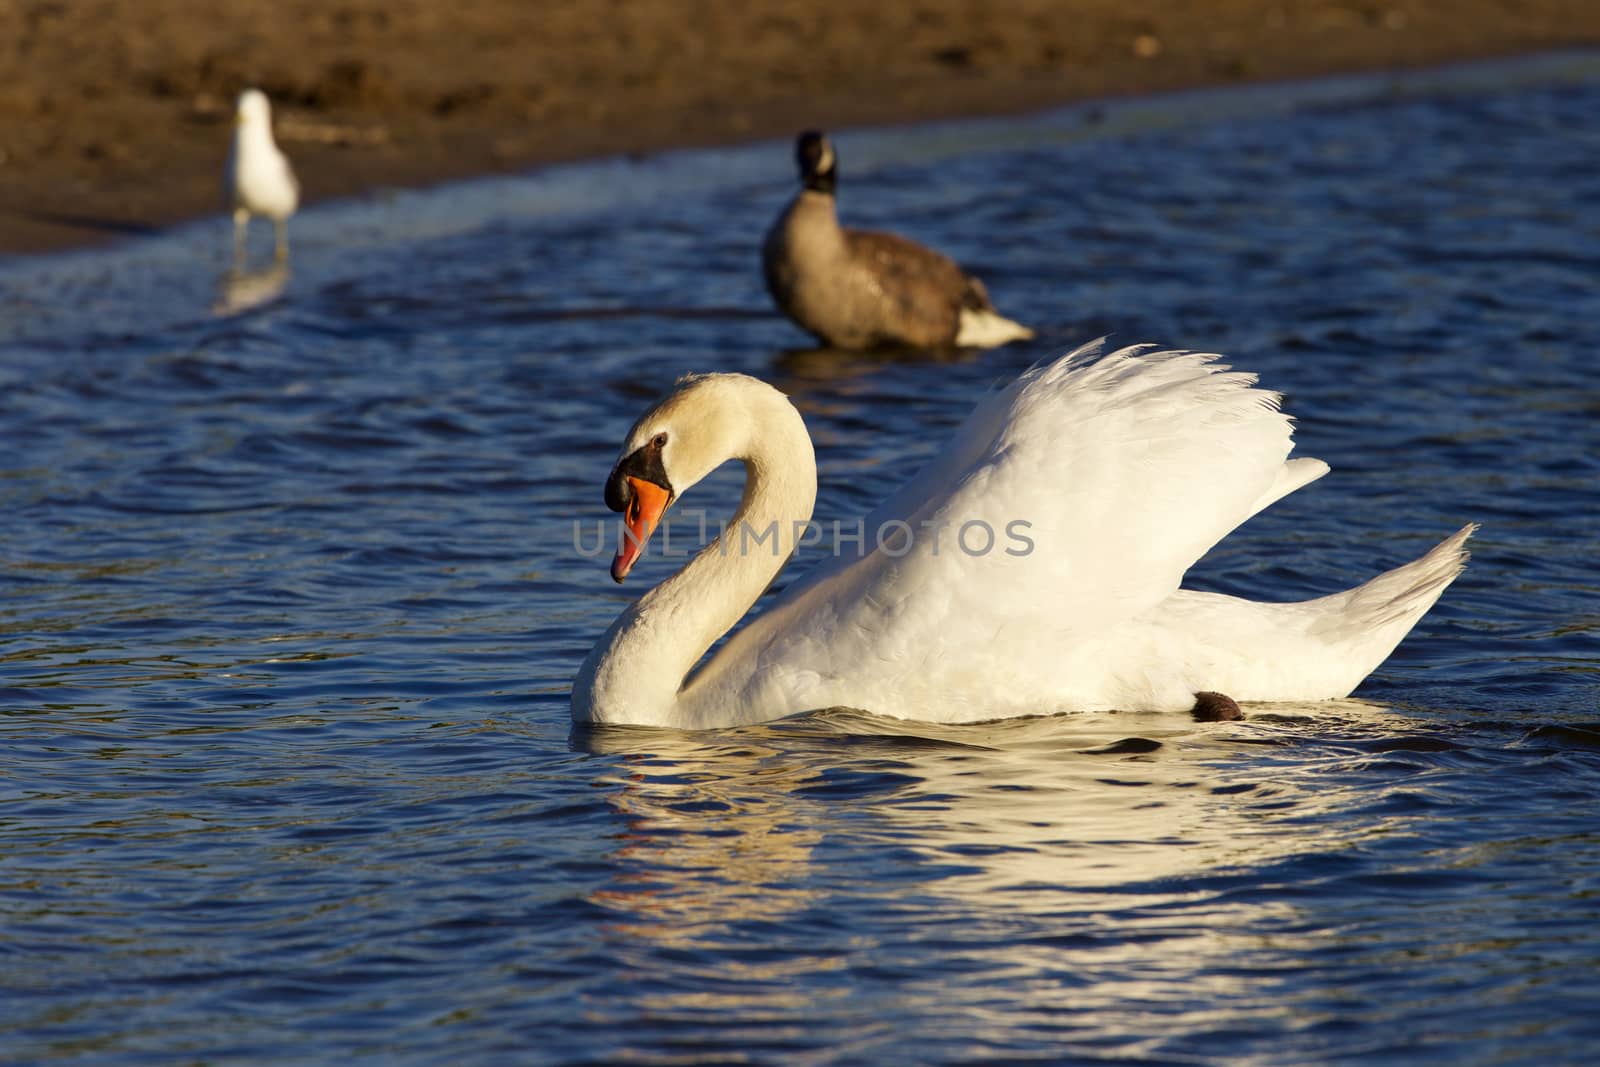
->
[651, 432, 668, 450]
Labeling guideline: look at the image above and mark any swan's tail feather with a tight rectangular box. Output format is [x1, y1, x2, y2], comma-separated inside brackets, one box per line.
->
[956, 308, 1034, 348]
[1321, 523, 1476, 635]
[1146, 524, 1475, 704]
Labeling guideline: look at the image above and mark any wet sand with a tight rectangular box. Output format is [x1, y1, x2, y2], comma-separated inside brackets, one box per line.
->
[2, 0, 1597, 255]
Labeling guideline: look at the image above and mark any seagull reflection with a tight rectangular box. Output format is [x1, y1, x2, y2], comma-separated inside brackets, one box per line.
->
[212, 260, 290, 317]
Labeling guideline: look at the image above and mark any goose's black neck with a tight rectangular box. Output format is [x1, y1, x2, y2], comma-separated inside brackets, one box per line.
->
[796, 130, 837, 196]
[803, 169, 836, 195]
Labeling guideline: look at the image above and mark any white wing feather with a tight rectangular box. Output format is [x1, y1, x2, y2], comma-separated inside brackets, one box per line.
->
[700, 340, 1325, 718]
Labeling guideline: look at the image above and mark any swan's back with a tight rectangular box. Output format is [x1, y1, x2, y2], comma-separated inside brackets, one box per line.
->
[693, 341, 1322, 718]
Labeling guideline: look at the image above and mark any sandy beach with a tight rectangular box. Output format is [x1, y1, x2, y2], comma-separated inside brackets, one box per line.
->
[2, 0, 1597, 255]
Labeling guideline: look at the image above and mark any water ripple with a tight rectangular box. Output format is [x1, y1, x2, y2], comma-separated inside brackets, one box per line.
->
[2, 55, 1599, 1066]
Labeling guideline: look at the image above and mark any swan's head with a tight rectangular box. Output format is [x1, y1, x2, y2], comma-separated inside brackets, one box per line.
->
[795, 130, 837, 194]
[603, 374, 758, 583]
[236, 89, 273, 128]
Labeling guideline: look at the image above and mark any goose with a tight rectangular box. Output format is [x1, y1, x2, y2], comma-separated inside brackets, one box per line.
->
[762, 131, 1034, 350]
[572, 340, 1474, 730]
[225, 89, 300, 263]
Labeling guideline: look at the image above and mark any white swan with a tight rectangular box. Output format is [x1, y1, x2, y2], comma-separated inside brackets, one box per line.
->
[572, 340, 1474, 729]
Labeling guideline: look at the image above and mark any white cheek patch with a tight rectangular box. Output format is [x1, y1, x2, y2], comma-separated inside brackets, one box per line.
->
[818, 142, 835, 173]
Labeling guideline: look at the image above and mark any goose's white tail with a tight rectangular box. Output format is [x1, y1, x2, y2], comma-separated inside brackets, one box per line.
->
[956, 308, 1035, 348]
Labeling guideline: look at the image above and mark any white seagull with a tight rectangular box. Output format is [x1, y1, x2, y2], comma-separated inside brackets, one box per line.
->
[225, 89, 300, 263]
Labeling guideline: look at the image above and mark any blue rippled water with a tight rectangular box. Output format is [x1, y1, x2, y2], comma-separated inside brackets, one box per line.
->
[2, 54, 1598, 1065]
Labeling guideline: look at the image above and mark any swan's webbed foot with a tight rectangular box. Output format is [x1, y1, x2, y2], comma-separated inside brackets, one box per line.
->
[1191, 691, 1242, 722]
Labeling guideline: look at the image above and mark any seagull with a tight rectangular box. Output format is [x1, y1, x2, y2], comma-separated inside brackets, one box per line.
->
[225, 89, 300, 263]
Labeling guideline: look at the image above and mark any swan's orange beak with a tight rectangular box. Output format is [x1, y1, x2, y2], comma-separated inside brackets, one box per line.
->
[612, 477, 672, 583]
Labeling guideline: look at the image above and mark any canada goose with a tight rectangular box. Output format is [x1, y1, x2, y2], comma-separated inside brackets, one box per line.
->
[762, 130, 1033, 350]
[225, 89, 300, 263]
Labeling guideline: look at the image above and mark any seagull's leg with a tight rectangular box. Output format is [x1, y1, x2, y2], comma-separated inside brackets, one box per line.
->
[232, 209, 249, 269]
[273, 219, 290, 263]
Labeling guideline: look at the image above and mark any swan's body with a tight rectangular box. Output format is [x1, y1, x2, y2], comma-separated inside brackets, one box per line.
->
[225, 89, 300, 263]
[762, 131, 1033, 350]
[573, 341, 1473, 729]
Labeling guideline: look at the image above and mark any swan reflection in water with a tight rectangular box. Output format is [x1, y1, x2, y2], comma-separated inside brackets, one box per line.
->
[212, 260, 290, 317]
[576, 700, 1415, 1020]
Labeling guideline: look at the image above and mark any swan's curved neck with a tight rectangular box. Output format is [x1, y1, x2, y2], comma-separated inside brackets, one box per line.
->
[575, 394, 817, 727]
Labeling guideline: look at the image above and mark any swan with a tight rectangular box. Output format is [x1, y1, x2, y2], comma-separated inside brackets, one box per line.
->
[225, 89, 300, 264]
[763, 131, 1034, 350]
[572, 340, 1474, 729]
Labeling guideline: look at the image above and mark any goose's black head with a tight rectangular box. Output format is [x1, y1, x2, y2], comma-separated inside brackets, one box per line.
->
[796, 130, 837, 195]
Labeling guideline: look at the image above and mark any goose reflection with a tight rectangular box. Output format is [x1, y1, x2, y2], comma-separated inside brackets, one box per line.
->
[212, 260, 291, 317]
[772, 341, 980, 383]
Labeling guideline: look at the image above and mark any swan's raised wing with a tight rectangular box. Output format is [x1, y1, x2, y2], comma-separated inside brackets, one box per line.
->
[705, 340, 1326, 717]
